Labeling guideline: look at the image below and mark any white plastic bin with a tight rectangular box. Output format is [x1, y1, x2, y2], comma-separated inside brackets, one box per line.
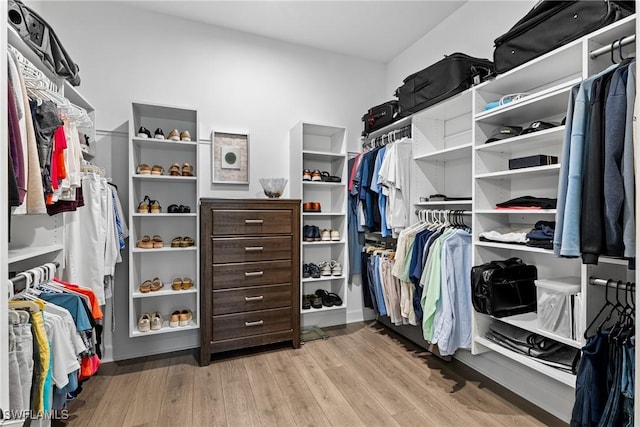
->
[535, 277, 581, 339]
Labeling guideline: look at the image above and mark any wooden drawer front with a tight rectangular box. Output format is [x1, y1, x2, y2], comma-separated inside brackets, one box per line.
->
[212, 236, 292, 264]
[212, 210, 292, 236]
[212, 308, 292, 341]
[212, 260, 292, 290]
[213, 284, 291, 315]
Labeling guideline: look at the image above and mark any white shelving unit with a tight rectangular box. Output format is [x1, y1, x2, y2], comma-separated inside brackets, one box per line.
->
[471, 16, 637, 398]
[128, 102, 200, 338]
[290, 122, 348, 327]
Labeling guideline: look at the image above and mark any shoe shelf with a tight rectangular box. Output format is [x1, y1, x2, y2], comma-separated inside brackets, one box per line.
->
[128, 101, 200, 339]
[302, 275, 346, 283]
[302, 181, 346, 188]
[302, 241, 345, 246]
[301, 304, 346, 314]
[8, 244, 64, 265]
[302, 150, 345, 161]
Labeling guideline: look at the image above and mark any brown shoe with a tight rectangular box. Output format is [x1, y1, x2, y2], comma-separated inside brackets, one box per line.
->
[180, 131, 192, 142]
[311, 202, 321, 212]
[167, 129, 180, 141]
[303, 202, 314, 212]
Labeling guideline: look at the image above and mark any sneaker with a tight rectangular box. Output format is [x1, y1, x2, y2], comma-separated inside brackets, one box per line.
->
[167, 129, 180, 141]
[303, 225, 315, 242]
[169, 311, 180, 327]
[154, 128, 164, 139]
[330, 260, 342, 276]
[308, 263, 321, 279]
[302, 263, 310, 278]
[303, 169, 312, 181]
[320, 229, 331, 241]
[330, 229, 340, 241]
[311, 170, 322, 181]
[180, 131, 192, 142]
[137, 126, 151, 138]
[150, 312, 163, 331]
[137, 313, 151, 332]
[319, 261, 331, 276]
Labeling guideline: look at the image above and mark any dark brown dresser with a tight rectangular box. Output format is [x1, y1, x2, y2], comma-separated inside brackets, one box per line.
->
[199, 198, 301, 365]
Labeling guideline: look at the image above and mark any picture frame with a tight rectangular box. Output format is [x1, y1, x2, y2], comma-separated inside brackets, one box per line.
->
[211, 130, 250, 184]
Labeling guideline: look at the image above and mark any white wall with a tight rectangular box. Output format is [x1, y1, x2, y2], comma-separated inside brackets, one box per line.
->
[385, 0, 536, 96]
[37, 1, 386, 361]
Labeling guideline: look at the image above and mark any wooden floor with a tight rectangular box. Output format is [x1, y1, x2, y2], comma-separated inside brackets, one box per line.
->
[57, 321, 567, 427]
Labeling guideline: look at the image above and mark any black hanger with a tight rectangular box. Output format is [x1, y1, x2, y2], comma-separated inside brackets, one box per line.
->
[585, 279, 615, 339]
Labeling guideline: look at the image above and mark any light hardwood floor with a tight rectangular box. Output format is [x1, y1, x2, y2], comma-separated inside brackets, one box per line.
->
[56, 321, 567, 427]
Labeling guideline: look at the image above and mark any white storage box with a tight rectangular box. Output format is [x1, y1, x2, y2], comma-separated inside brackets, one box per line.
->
[535, 277, 581, 339]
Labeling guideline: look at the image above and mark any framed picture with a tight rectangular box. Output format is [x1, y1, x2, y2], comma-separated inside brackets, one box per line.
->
[212, 131, 250, 184]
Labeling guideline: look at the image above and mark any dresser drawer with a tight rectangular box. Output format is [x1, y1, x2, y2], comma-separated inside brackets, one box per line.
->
[212, 260, 292, 290]
[212, 209, 292, 236]
[212, 236, 292, 263]
[212, 308, 292, 341]
[213, 284, 291, 315]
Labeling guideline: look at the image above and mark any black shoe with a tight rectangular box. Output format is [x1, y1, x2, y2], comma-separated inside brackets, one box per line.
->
[154, 128, 164, 139]
[315, 289, 333, 307]
[302, 294, 312, 310]
[328, 292, 342, 306]
[311, 294, 322, 309]
[303, 225, 314, 242]
[167, 204, 179, 213]
[302, 263, 310, 278]
[137, 126, 152, 138]
[179, 205, 191, 213]
[308, 263, 321, 279]
[312, 226, 321, 241]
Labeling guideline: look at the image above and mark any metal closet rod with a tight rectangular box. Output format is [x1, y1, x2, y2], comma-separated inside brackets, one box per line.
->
[414, 209, 472, 215]
[589, 277, 635, 289]
[589, 34, 636, 59]
[9, 261, 60, 293]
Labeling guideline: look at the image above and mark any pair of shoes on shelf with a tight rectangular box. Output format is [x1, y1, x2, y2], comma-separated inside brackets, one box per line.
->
[319, 260, 342, 277]
[302, 294, 323, 309]
[136, 163, 164, 176]
[303, 263, 321, 279]
[320, 229, 340, 241]
[302, 169, 322, 181]
[171, 277, 194, 291]
[137, 195, 161, 213]
[303, 202, 321, 212]
[137, 235, 163, 249]
[165, 129, 191, 142]
[315, 289, 342, 307]
[303, 225, 321, 241]
[167, 204, 191, 214]
[171, 236, 194, 248]
[169, 162, 194, 176]
[169, 309, 192, 327]
[139, 277, 164, 293]
[137, 312, 163, 332]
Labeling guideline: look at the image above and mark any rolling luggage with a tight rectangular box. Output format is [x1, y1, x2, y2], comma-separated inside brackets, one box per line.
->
[493, 0, 634, 75]
[361, 100, 399, 137]
[395, 53, 494, 117]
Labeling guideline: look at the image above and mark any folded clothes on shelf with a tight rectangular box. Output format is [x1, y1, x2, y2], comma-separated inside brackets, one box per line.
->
[496, 196, 557, 210]
[425, 193, 472, 202]
[479, 228, 530, 244]
[525, 220, 555, 249]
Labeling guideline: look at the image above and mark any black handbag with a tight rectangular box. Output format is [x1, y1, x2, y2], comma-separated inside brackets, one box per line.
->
[493, 0, 633, 75]
[361, 100, 399, 137]
[471, 257, 537, 318]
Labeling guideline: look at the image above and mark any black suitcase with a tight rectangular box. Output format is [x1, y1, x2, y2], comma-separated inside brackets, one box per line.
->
[395, 53, 494, 117]
[493, 0, 634, 75]
[361, 100, 399, 137]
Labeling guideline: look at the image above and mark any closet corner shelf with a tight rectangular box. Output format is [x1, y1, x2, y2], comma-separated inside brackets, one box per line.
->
[302, 241, 345, 246]
[301, 304, 346, 314]
[8, 244, 64, 264]
[132, 174, 198, 182]
[132, 287, 198, 299]
[475, 164, 561, 180]
[413, 143, 472, 162]
[302, 181, 346, 188]
[474, 241, 555, 255]
[414, 200, 472, 207]
[132, 213, 198, 217]
[131, 246, 198, 253]
[488, 312, 583, 349]
[475, 209, 556, 215]
[302, 276, 346, 283]
[132, 136, 198, 148]
[475, 126, 565, 153]
[130, 320, 199, 337]
[474, 336, 576, 388]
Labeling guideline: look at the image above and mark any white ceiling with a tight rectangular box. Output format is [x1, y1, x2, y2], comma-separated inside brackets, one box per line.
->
[125, 1, 467, 62]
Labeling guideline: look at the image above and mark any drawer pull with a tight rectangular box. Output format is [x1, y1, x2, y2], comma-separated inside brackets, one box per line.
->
[245, 271, 264, 277]
[245, 219, 264, 224]
[245, 320, 264, 327]
[245, 246, 264, 252]
[244, 295, 264, 301]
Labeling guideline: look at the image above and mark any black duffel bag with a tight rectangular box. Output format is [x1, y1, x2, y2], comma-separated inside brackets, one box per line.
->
[361, 100, 399, 137]
[471, 257, 537, 318]
[493, 0, 634, 75]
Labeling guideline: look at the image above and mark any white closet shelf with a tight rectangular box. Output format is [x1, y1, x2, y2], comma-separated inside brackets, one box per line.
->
[132, 175, 197, 182]
[598, 256, 632, 266]
[413, 143, 472, 162]
[132, 213, 197, 217]
[475, 164, 561, 179]
[302, 276, 346, 283]
[131, 320, 198, 337]
[475, 336, 576, 388]
[301, 304, 346, 314]
[302, 241, 345, 246]
[302, 150, 346, 160]
[475, 241, 554, 255]
[132, 287, 197, 299]
[132, 137, 198, 148]
[303, 212, 346, 217]
[131, 246, 197, 253]
[302, 181, 346, 188]
[475, 126, 565, 153]
[486, 312, 583, 349]
[8, 244, 64, 264]
[475, 209, 556, 214]
[414, 200, 472, 206]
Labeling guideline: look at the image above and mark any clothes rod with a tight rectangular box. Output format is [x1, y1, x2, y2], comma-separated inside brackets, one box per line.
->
[9, 261, 60, 294]
[589, 277, 635, 289]
[589, 34, 636, 59]
[414, 209, 472, 215]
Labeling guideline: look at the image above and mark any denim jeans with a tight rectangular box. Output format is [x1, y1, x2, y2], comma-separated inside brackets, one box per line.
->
[571, 332, 610, 427]
[621, 336, 635, 427]
[598, 342, 623, 426]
